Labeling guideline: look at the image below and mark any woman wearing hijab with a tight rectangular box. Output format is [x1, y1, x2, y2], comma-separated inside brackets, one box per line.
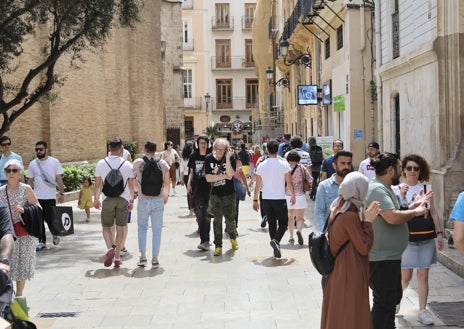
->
[320, 172, 380, 329]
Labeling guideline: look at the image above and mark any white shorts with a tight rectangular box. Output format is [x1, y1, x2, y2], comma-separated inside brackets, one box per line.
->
[285, 194, 307, 210]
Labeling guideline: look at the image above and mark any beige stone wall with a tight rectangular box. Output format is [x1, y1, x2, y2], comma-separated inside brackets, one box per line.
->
[4, 0, 183, 164]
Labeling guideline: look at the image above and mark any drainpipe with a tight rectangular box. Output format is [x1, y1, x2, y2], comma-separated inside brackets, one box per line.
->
[374, 0, 382, 145]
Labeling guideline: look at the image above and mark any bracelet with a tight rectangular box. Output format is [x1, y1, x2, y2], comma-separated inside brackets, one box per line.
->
[436, 231, 443, 235]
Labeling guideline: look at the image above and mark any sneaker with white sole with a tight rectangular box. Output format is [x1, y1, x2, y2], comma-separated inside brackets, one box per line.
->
[270, 239, 281, 258]
[197, 242, 210, 251]
[417, 309, 434, 325]
[36, 242, 46, 251]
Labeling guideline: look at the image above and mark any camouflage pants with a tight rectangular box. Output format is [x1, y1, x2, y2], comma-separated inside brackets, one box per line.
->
[209, 193, 237, 247]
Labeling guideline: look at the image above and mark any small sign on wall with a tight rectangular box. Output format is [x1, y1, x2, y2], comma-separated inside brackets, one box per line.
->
[354, 128, 364, 140]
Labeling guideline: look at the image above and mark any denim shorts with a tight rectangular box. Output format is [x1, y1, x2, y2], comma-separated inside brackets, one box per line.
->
[401, 238, 437, 269]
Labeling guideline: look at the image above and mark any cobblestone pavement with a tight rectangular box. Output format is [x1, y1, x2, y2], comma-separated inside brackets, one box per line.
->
[23, 185, 464, 328]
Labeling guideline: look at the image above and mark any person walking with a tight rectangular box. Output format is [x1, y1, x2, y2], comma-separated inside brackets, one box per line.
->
[94, 137, 135, 268]
[365, 152, 430, 329]
[320, 139, 344, 181]
[358, 142, 380, 181]
[132, 140, 170, 268]
[0, 136, 23, 186]
[0, 159, 41, 297]
[307, 137, 324, 200]
[285, 151, 312, 246]
[181, 141, 194, 216]
[253, 139, 295, 259]
[204, 138, 239, 256]
[160, 141, 180, 196]
[392, 154, 444, 325]
[450, 192, 464, 255]
[187, 136, 212, 251]
[321, 172, 380, 329]
[78, 176, 93, 223]
[26, 141, 65, 251]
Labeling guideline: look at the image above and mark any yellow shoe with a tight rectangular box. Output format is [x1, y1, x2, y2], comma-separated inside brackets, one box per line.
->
[214, 247, 222, 256]
[230, 238, 239, 250]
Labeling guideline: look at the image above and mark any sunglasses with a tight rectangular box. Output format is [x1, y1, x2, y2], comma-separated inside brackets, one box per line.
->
[5, 169, 19, 173]
[35, 148, 44, 152]
[405, 166, 420, 172]
[1, 143, 11, 147]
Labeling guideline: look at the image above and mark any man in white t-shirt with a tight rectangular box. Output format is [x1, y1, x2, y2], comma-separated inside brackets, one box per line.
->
[94, 137, 135, 268]
[253, 139, 295, 259]
[358, 142, 380, 181]
[27, 141, 65, 251]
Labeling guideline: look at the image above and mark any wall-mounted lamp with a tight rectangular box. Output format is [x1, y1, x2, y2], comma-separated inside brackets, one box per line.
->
[266, 67, 289, 88]
[205, 92, 211, 110]
[279, 39, 312, 68]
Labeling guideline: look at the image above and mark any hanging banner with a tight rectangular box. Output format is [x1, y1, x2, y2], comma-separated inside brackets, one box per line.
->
[333, 95, 345, 112]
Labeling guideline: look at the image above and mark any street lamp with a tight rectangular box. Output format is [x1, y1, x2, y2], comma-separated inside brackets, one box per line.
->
[266, 67, 289, 88]
[279, 39, 312, 68]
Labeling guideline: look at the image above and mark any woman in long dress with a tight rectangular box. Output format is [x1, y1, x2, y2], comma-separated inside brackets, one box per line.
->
[320, 172, 380, 329]
[0, 159, 41, 296]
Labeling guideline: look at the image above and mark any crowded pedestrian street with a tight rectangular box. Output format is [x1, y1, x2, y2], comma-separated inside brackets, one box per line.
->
[23, 185, 464, 329]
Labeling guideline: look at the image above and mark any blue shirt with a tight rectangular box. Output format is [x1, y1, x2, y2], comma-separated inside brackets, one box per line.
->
[450, 192, 464, 222]
[321, 155, 335, 177]
[314, 174, 340, 231]
[0, 152, 23, 181]
[277, 142, 290, 157]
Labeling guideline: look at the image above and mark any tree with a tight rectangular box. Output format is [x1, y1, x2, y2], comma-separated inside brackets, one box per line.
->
[0, 0, 143, 135]
[205, 125, 220, 141]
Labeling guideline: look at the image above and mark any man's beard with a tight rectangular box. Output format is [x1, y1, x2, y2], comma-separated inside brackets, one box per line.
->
[37, 153, 45, 159]
[391, 173, 401, 186]
[336, 168, 351, 178]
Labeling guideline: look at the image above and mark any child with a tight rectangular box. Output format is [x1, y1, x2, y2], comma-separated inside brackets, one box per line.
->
[78, 176, 93, 222]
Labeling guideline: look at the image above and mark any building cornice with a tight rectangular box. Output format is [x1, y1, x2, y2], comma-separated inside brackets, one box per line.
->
[378, 43, 437, 81]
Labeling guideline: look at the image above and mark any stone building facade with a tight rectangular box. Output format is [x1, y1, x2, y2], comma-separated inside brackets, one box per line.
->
[4, 0, 183, 164]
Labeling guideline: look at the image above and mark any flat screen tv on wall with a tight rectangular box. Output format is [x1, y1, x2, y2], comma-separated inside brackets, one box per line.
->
[322, 80, 332, 105]
[297, 85, 318, 105]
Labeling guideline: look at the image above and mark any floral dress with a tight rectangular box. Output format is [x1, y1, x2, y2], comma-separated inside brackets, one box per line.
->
[0, 183, 36, 281]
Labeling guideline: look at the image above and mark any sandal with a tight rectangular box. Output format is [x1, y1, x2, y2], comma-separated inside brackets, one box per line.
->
[137, 257, 147, 267]
[152, 259, 160, 268]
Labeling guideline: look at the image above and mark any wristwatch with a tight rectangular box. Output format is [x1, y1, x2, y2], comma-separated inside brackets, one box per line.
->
[0, 258, 10, 266]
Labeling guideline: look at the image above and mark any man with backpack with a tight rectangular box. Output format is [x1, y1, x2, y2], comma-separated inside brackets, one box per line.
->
[132, 140, 170, 268]
[94, 137, 135, 268]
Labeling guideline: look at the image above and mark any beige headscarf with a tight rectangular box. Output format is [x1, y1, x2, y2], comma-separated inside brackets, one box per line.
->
[329, 172, 370, 214]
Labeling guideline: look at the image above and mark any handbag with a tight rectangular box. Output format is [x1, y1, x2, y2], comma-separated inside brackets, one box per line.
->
[50, 206, 74, 236]
[5, 187, 28, 237]
[308, 213, 350, 275]
[233, 177, 246, 201]
[300, 166, 313, 193]
[405, 184, 436, 242]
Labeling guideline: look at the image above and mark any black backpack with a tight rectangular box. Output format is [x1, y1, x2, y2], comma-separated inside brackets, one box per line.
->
[102, 159, 126, 197]
[309, 145, 324, 166]
[141, 156, 163, 196]
[308, 213, 350, 275]
[238, 149, 250, 165]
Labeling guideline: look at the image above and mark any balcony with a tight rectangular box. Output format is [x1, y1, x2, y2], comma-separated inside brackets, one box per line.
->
[212, 16, 234, 31]
[211, 56, 255, 70]
[242, 16, 254, 30]
[183, 97, 204, 109]
[181, 0, 193, 9]
[281, 0, 315, 41]
[182, 38, 194, 51]
[213, 97, 258, 111]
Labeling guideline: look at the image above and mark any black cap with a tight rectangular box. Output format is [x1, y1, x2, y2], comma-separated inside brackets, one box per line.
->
[368, 142, 380, 149]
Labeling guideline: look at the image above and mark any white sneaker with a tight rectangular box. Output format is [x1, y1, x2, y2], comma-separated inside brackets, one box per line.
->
[417, 309, 434, 325]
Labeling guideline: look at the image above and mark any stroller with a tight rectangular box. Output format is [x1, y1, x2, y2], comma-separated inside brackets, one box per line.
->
[0, 270, 36, 329]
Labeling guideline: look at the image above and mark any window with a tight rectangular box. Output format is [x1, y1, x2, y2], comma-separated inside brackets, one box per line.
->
[392, 0, 399, 59]
[244, 3, 256, 29]
[244, 39, 254, 67]
[215, 3, 230, 27]
[325, 38, 330, 59]
[337, 25, 343, 50]
[215, 39, 231, 68]
[246, 79, 258, 108]
[182, 20, 193, 50]
[216, 79, 233, 109]
[181, 0, 192, 9]
[183, 69, 192, 99]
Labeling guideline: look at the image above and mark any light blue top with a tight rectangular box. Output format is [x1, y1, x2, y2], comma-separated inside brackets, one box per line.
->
[0, 152, 23, 181]
[450, 192, 464, 222]
[314, 174, 340, 231]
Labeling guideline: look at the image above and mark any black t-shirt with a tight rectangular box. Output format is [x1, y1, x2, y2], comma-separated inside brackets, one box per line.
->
[187, 153, 210, 196]
[204, 153, 236, 196]
[0, 207, 14, 239]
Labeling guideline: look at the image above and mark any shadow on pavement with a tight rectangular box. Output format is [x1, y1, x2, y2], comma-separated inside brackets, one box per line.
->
[251, 257, 296, 267]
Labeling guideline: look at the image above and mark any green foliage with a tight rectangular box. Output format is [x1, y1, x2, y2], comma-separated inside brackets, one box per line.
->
[123, 141, 137, 160]
[0, 0, 143, 135]
[62, 163, 96, 192]
[205, 125, 220, 141]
